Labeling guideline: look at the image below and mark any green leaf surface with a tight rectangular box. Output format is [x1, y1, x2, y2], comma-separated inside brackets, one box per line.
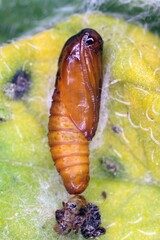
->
[0, 13, 160, 239]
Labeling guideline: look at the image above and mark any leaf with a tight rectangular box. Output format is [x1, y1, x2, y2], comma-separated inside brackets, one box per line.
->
[0, 13, 160, 239]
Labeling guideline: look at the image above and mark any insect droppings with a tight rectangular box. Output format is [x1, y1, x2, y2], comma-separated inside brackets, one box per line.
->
[101, 190, 107, 199]
[54, 195, 106, 239]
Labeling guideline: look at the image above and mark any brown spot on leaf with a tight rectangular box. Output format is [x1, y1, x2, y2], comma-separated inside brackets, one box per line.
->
[101, 156, 125, 177]
[3, 70, 31, 99]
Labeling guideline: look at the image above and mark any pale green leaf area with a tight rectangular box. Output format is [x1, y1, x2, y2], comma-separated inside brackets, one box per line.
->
[0, 13, 160, 239]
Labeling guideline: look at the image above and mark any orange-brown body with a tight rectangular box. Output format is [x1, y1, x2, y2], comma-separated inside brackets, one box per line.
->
[48, 90, 90, 194]
[48, 28, 103, 194]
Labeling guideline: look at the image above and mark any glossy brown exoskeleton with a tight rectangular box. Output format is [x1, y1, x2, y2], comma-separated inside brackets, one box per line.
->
[48, 28, 103, 194]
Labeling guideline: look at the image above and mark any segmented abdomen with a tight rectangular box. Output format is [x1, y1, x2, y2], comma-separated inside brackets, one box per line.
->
[48, 91, 90, 194]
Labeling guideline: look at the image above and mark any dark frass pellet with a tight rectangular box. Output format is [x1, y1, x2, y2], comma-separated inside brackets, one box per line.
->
[101, 190, 107, 199]
[81, 203, 106, 238]
[112, 125, 122, 134]
[54, 195, 106, 239]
